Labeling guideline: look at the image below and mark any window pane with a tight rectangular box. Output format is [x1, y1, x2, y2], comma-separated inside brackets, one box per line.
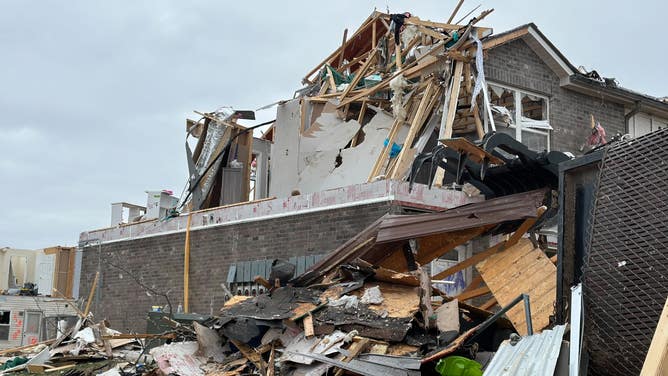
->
[0, 326, 8, 340]
[0, 311, 9, 324]
[521, 130, 548, 151]
[489, 85, 515, 125]
[521, 93, 547, 120]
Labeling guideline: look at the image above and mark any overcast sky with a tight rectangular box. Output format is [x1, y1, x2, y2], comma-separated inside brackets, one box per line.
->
[1, 0, 666, 249]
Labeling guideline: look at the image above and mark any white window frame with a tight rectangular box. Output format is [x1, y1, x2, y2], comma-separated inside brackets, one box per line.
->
[629, 112, 668, 138]
[0, 310, 10, 341]
[485, 81, 551, 151]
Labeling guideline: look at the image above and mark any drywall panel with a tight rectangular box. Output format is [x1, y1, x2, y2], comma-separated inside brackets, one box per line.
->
[269, 99, 302, 198]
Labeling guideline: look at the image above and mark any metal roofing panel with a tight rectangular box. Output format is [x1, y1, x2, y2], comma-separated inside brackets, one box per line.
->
[483, 325, 566, 376]
[375, 189, 547, 243]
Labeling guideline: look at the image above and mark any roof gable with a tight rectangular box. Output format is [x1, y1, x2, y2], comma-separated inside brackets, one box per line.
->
[483, 23, 575, 79]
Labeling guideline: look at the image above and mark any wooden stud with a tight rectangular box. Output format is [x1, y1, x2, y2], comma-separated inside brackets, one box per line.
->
[339, 50, 377, 101]
[462, 274, 483, 293]
[479, 297, 497, 310]
[456, 286, 491, 301]
[303, 14, 379, 83]
[334, 338, 370, 376]
[184, 214, 192, 313]
[267, 344, 276, 376]
[339, 40, 447, 108]
[368, 117, 404, 181]
[338, 28, 348, 68]
[441, 60, 464, 140]
[303, 314, 315, 338]
[327, 66, 337, 93]
[447, 0, 466, 24]
[390, 80, 436, 179]
[395, 42, 402, 70]
[372, 20, 377, 49]
[84, 271, 99, 318]
[351, 101, 368, 147]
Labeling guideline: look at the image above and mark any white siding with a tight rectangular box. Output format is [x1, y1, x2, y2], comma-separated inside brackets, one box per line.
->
[0, 295, 78, 349]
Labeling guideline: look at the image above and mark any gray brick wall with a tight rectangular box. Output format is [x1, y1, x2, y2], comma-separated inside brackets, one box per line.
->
[484, 39, 625, 154]
[80, 202, 393, 332]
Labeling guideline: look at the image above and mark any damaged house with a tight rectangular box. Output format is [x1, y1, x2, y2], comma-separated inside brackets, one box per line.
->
[48, 7, 668, 375]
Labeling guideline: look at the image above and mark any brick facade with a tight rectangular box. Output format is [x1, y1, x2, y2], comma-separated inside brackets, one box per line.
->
[484, 39, 626, 154]
[80, 202, 393, 332]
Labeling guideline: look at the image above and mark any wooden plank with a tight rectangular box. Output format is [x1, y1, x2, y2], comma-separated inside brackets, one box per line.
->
[45, 364, 76, 373]
[462, 274, 483, 293]
[641, 297, 668, 375]
[83, 271, 99, 317]
[439, 138, 505, 165]
[441, 60, 464, 139]
[479, 297, 497, 310]
[368, 117, 404, 181]
[447, 0, 466, 24]
[476, 238, 556, 335]
[337, 28, 348, 68]
[230, 340, 266, 371]
[303, 314, 315, 338]
[303, 13, 379, 82]
[339, 41, 446, 108]
[431, 206, 546, 280]
[327, 66, 337, 92]
[456, 286, 491, 301]
[339, 50, 377, 101]
[389, 79, 436, 179]
[334, 337, 370, 376]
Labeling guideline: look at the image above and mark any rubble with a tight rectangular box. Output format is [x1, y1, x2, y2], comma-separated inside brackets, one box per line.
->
[13, 1, 659, 375]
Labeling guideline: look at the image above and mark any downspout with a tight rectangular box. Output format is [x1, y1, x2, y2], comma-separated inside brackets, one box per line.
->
[624, 100, 642, 135]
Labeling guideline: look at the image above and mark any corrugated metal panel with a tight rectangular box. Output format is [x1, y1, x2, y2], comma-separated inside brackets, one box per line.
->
[0, 296, 78, 349]
[483, 325, 566, 376]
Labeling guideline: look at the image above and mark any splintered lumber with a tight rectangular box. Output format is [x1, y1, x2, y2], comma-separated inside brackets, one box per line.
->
[390, 79, 436, 179]
[476, 238, 557, 335]
[447, 0, 466, 23]
[334, 337, 371, 376]
[230, 340, 266, 371]
[303, 13, 382, 82]
[339, 50, 377, 101]
[641, 297, 668, 375]
[339, 40, 447, 108]
[432, 206, 547, 280]
[84, 271, 99, 317]
[440, 60, 464, 139]
[338, 28, 348, 68]
[440, 138, 505, 165]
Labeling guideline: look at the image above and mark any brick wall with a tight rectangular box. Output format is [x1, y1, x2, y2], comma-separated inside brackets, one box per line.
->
[80, 202, 393, 332]
[484, 39, 626, 154]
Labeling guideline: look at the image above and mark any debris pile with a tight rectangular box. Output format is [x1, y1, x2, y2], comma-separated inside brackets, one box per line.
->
[181, 5, 571, 210]
[1, 189, 566, 375]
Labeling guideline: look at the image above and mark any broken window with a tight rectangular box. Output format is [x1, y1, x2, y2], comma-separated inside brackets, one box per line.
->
[0, 311, 10, 340]
[486, 83, 550, 151]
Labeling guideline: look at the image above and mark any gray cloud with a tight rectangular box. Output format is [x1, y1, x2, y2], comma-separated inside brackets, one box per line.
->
[0, 0, 665, 248]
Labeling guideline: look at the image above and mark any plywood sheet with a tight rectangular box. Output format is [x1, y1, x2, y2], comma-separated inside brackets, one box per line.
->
[351, 282, 420, 318]
[476, 238, 556, 335]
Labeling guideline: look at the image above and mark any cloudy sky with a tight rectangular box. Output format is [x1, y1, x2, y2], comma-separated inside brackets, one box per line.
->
[1, 0, 666, 249]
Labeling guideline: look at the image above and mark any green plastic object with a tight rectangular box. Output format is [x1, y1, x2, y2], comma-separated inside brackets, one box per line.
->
[0, 357, 28, 370]
[435, 356, 483, 376]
